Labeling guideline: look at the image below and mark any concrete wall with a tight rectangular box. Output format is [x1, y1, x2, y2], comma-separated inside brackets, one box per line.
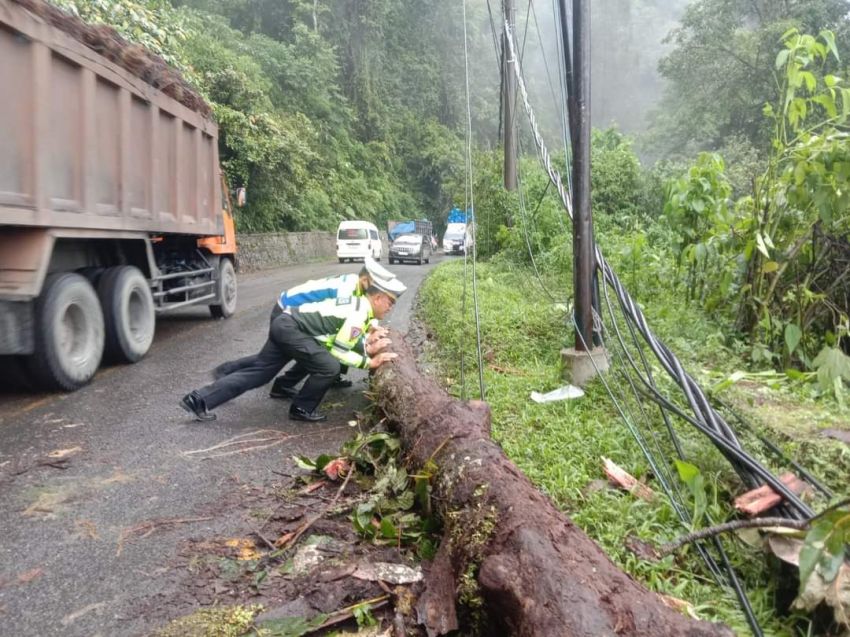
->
[236, 232, 336, 272]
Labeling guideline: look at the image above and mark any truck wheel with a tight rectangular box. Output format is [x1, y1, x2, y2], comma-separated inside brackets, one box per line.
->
[99, 266, 155, 363]
[210, 258, 237, 319]
[25, 273, 104, 391]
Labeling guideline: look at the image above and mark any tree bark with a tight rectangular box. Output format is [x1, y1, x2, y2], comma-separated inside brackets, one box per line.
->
[373, 330, 733, 637]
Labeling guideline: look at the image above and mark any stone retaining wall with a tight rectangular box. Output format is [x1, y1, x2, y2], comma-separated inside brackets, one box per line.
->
[235, 231, 336, 272]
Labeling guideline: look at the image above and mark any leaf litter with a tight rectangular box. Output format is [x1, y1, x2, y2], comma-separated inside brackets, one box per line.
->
[142, 426, 439, 636]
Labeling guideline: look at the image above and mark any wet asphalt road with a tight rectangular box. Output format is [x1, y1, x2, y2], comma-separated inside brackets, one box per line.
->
[0, 255, 442, 636]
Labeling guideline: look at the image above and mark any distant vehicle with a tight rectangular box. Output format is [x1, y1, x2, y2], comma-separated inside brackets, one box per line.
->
[443, 222, 473, 255]
[387, 219, 433, 243]
[336, 220, 382, 262]
[0, 1, 240, 392]
[389, 233, 432, 265]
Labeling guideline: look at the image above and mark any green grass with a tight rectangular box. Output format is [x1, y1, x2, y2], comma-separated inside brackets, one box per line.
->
[417, 259, 850, 636]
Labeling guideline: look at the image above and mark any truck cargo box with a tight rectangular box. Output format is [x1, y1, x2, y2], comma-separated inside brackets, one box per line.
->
[0, 0, 238, 391]
[0, 0, 222, 237]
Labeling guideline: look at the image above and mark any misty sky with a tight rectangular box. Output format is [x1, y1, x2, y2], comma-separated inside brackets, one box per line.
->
[513, 0, 690, 140]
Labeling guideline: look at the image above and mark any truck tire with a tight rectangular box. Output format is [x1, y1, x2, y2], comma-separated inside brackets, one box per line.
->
[98, 266, 155, 363]
[209, 258, 237, 319]
[25, 273, 105, 391]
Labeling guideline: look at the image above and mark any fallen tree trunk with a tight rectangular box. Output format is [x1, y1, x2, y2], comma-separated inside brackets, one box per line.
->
[373, 330, 733, 637]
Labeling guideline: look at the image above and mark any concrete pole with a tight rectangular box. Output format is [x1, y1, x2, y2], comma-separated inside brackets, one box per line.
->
[560, 0, 608, 384]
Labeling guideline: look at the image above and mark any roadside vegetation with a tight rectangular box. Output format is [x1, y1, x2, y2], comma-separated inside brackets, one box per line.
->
[52, 0, 487, 232]
[43, 0, 850, 632]
[415, 16, 850, 634]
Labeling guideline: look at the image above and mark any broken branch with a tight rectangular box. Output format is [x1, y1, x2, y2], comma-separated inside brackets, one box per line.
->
[658, 517, 809, 557]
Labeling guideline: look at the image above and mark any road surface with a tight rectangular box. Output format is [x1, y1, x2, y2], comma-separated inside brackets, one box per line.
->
[0, 256, 441, 636]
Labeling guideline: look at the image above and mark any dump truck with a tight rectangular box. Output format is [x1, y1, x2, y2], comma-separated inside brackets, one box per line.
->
[387, 219, 433, 242]
[0, 0, 240, 390]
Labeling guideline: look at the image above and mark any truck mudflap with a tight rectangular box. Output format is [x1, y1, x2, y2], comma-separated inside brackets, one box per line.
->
[0, 299, 34, 355]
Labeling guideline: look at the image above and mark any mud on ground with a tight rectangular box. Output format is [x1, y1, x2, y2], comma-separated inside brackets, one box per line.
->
[136, 475, 427, 635]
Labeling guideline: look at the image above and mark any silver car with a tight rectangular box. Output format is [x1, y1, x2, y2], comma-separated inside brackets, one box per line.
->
[388, 233, 432, 265]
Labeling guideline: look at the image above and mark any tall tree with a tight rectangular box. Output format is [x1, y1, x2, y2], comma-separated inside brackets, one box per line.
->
[653, 0, 850, 157]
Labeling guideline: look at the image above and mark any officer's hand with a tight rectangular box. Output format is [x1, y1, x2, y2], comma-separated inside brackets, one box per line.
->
[365, 337, 392, 356]
[367, 326, 389, 341]
[368, 352, 398, 369]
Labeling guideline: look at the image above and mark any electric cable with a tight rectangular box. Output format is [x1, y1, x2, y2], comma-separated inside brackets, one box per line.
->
[462, 0, 486, 400]
[484, 0, 503, 76]
[499, 19, 835, 631]
[515, 156, 568, 303]
[572, 315, 764, 636]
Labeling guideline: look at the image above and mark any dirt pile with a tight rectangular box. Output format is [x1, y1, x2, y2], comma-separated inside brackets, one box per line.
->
[11, 0, 210, 116]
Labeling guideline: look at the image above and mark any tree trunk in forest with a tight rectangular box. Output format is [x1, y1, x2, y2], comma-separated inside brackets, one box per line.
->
[373, 329, 734, 637]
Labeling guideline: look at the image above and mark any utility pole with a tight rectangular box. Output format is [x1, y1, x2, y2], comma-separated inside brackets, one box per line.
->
[560, 0, 608, 385]
[503, 0, 517, 191]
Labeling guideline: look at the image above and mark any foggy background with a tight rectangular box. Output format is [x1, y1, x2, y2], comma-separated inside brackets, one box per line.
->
[512, 0, 691, 144]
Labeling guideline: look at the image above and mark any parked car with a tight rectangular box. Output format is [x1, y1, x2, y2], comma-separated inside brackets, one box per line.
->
[389, 233, 431, 265]
[337, 220, 382, 262]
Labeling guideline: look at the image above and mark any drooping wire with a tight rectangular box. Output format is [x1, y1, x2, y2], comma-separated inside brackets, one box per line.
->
[504, 22, 819, 516]
[462, 0, 486, 400]
[498, 17, 845, 634]
[484, 0, 503, 77]
[570, 312, 763, 636]
[551, 0, 573, 177]
[515, 153, 567, 303]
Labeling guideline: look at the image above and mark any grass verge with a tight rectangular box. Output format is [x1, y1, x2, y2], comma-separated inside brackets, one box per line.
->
[417, 258, 850, 636]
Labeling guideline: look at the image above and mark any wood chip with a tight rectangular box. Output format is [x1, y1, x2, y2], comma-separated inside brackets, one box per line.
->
[733, 473, 812, 517]
[602, 457, 655, 501]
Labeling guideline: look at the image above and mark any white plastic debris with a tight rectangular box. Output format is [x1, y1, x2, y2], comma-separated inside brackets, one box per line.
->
[530, 385, 584, 403]
[352, 562, 423, 584]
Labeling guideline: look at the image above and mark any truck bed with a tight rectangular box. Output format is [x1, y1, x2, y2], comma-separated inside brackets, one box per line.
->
[0, 0, 223, 237]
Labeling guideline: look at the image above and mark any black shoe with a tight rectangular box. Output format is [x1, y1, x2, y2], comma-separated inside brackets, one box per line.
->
[180, 391, 217, 421]
[332, 376, 353, 388]
[269, 385, 297, 400]
[289, 405, 327, 422]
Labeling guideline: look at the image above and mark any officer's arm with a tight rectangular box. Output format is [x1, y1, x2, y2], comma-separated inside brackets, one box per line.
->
[330, 314, 370, 369]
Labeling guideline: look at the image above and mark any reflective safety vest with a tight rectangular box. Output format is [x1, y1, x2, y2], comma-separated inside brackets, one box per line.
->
[286, 295, 374, 369]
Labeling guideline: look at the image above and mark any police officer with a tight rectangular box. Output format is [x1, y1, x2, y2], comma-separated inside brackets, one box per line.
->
[181, 276, 405, 422]
[213, 257, 395, 387]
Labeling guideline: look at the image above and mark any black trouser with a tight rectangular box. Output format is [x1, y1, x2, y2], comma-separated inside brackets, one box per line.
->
[219, 303, 346, 387]
[217, 303, 351, 389]
[272, 361, 349, 393]
[213, 305, 287, 378]
[197, 313, 340, 413]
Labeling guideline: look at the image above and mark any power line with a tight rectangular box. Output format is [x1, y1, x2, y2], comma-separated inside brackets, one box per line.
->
[499, 18, 842, 635]
[462, 0, 486, 401]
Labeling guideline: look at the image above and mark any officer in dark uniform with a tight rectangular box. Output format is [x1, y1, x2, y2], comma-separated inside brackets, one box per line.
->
[181, 276, 405, 422]
[213, 257, 396, 388]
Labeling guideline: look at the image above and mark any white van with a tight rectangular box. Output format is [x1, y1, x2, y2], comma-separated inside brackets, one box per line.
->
[336, 220, 382, 262]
